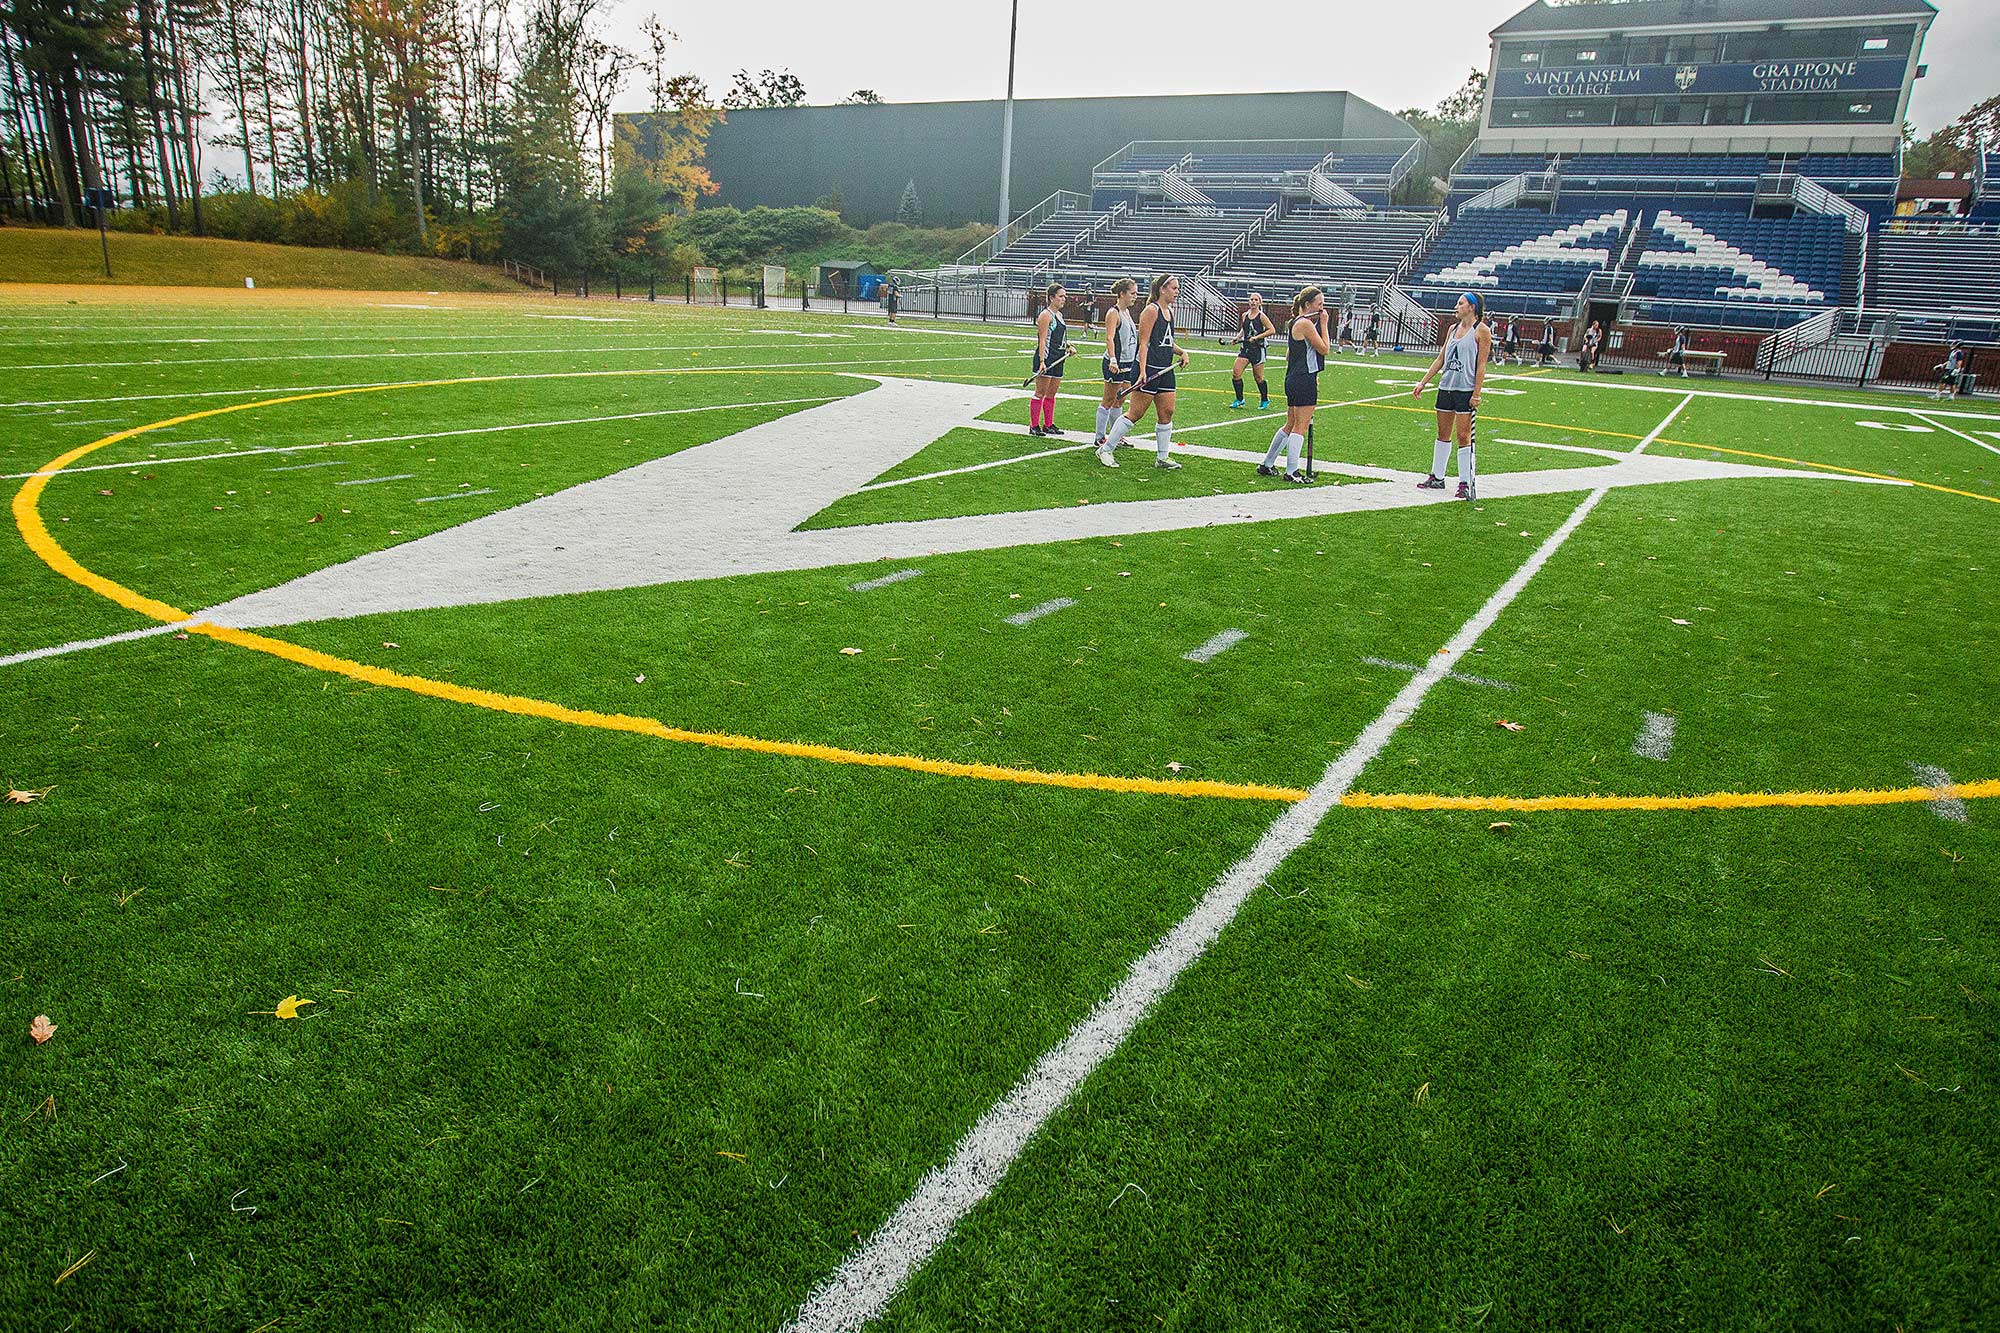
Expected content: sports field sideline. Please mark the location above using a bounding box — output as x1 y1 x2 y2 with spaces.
3 286 1996 1330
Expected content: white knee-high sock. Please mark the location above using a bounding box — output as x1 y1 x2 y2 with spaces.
1095 406 1112 439
1262 427 1287 468
1458 445 1475 487
1155 422 1173 460
1285 432 1303 472
1432 439 1451 478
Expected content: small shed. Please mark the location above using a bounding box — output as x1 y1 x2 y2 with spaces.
816 260 885 299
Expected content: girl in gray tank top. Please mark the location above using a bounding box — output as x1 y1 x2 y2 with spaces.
1412 292 1491 500
1094 278 1140 460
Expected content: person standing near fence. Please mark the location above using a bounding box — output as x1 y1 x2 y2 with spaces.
1581 320 1603 372
1257 285 1330 485
1412 292 1489 500
1228 292 1276 411
1365 306 1382 358
1662 326 1690 378
1100 273 1190 469
1096 278 1140 465
1029 283 1070 437
1935 342 1967 400
1538 321 1556 367
884 280 900 323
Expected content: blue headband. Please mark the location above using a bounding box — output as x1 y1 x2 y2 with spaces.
1462 292 1481 309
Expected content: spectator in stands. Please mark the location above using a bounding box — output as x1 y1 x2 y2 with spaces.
1028 282 1070 437
1258 285 1330 485
1096 278 1140 464
1582 321 1603 373
1936 342 1967 400
1100 273 1191 469
1663 326 1690 378
1227 292 1277 411
1537 322 1556 367
1413 292 1490 501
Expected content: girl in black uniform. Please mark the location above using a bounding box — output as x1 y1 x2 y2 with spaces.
1337 306 1356 355
1364 307 1382 357
1257 285 1330 484
1101 273 1190 469
1226 292 1276 410
1029 283 1069 437
1096 278 1139 463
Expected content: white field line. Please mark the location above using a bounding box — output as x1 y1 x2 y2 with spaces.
0 341 829 371
781 392 1699 1333
0 620 192 669
1360 655 1518 691
847 568 924 592
0 331 788 349
146 437 231 449
1496 437 1626 461
859 445 1087 491
1632 711 1677 761
0 396 846 479
413 489 497 503
337 473 419 487
1908 763 1970 824
266 460 348 472
1182 628 1248 663
1003 597 1074 626
1912 412 2000 458
0 351 1020 409
1463 366 2000 422
846 324 1029 342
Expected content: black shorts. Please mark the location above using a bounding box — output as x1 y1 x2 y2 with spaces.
1504 339 1519 353
1032 350 1067 379
1284 374 1319 408
1436 388 1474 415
1102 357 1136 385
1135 369 1175 395
1236 343 1266 367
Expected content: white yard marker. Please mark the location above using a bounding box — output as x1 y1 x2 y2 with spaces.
1632 711 1677 761
1003 597 1074 626
266 460 348 472
413 489 497 503
1360 655 1517 691
1913 413 2000 459
0 620 193 669
1183 629 1248 663
1908 763 1969 824
848 569 924 592
1496 437 1626 461
337 474 418 487
780 392 1700 1333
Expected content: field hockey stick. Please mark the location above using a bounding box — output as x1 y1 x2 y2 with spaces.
1305 423 1315 481
1114 362 1181 406
1020 345 1076 387
1216 327 1276 348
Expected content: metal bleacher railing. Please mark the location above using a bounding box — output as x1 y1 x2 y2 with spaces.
955 190 1094 268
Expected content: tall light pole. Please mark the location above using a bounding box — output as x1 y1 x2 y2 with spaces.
997 0 1019 230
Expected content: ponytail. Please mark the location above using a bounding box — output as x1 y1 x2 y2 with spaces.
1149 273 1174 302
1290 285 1322 326
1110 277 1137 299
1045 282 1065 304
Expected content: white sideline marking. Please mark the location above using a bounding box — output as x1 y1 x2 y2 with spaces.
337 473 418 487
1908 763 1969 824
148 437 229 450
780 393 1698 1333
1913 413 2000 459
1183 629 1247 663
0 397 847 479
1361 655 1517 691
0 352 1019 409
0 620 192 669
266 460 348 472
524 314 631 322
858 444 1086 491
848 568 923 592
1497 437 1626 461
1003 597 1074 626
413 489 497 503
1632 711 1677 761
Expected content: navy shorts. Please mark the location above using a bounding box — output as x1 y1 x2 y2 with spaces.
1236 342 1266 367
1032 350 1067 379
1102 357 1137 385
1284 374 1319 408
1436 388 1474 415
1135 369 1175 395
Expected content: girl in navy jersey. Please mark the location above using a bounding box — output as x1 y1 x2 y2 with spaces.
1227 292 1277 410
1257 285 1330 484
1101 273 1191 468
1028 283 1070 436
1095 278 1139 464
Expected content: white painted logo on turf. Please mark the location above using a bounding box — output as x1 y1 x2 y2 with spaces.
194 376 1907 629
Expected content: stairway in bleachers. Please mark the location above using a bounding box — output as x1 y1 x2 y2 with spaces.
990 211 1101 267
1063 207 1266 276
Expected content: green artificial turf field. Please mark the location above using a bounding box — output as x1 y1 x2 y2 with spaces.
2 287 1996 1332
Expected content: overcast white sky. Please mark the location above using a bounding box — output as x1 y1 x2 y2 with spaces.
603 0 1995 134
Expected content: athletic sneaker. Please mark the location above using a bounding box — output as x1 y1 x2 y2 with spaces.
1418 474 1446 490
1153 458 1183 470
1096 446 1118 468
1229 399 1245 409
1284 470 1313 485
1256 464 1280 477
1028 425 1046 437
1258 400 1270 410
1043 424 1064 436
1455 482 1472 500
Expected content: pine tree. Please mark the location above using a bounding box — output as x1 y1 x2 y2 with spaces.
896 177 921 226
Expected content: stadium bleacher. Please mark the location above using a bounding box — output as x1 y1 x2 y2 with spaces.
1064 207 1266 275
1634 210 1844 306
1213 210 1437 301
1871 227 2000 316
1414 209 1629 294
990 211 1101 267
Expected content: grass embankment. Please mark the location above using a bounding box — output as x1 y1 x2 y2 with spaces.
0 225 523 292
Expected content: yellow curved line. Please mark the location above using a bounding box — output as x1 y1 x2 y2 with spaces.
12 370 1997 815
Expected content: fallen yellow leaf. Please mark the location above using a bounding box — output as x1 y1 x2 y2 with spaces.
273 995 313 1020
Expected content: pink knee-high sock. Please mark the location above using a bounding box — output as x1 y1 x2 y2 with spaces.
1032 397 1048 428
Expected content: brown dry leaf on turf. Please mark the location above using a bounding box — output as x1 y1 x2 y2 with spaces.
1496 720 1527 732
97 489 114 497
30 1014 56 1044
6 788 50 805
381 642 399 650
308 513 323 524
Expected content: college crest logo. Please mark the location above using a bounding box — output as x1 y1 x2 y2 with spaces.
1675 65 1700 92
